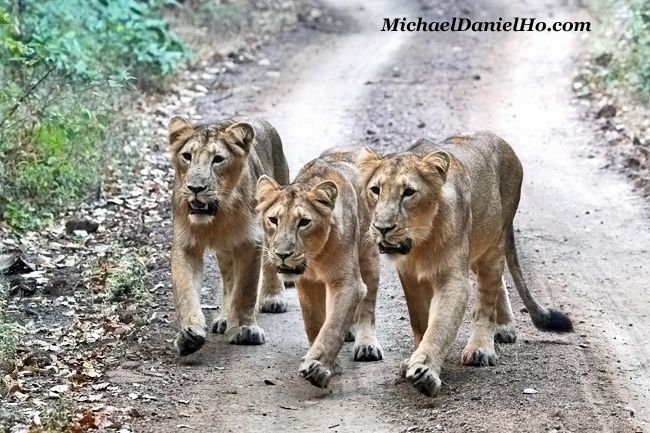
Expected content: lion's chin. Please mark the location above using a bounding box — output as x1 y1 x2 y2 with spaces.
188 213 216 225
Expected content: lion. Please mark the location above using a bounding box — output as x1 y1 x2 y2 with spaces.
256 147 383 388
358 131 573 397
168 115 290 356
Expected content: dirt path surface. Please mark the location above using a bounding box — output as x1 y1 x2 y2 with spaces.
102 0 650 432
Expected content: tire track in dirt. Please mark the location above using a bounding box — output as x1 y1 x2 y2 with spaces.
259 0 418 176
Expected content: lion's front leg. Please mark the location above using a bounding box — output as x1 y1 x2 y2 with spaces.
258 238 288 313
218 243 266 345
171 241 207 356
401 272 469 398
299 277 360 388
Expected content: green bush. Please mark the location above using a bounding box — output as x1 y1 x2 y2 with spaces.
589 0 650 97
627 0 650 94
0 0 191 231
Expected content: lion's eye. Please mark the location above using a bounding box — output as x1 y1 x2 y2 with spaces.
182 152 192 161
370 186 380 195
403 188 416 197
269 217 278 225
213 155 224 164
298 218 311 227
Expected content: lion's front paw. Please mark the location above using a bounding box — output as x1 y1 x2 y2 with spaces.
299 358 332 388
403 362 441 397
461 345 498 366
227 325 266 345
354 343 384 362
175 324 206 356
494 324 517 344
210 316 227 334
258 295 288 313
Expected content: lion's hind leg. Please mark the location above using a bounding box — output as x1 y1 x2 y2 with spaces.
461 246 505 366
494 278 517 343
210 252 234 335
353 247 383 362
216 245 266 345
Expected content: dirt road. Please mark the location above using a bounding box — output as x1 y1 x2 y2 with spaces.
122 0 650 431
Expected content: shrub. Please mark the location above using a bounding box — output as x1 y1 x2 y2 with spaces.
0 0 191 231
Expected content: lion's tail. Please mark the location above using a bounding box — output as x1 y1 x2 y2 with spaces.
504 224 573 333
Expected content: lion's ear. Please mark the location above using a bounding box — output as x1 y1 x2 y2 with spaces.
310 180 338 211
224 122 255 155
256 175 282 212
168 116 193 152
419 150 450 180
357 147 383 189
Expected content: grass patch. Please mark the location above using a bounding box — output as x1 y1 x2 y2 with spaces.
106 254 151 307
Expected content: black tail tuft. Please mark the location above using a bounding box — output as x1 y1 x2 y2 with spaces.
533 309 573 333
283 280 295 289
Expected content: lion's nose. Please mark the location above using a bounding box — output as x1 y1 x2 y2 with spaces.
187 184 207 194
374 224 395 236
275 251 294 261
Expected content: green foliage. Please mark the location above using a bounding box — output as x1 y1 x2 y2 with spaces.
198 1 246 33
627 0 650 94
107 254 151 306
0 0 191 232
589 0 650 97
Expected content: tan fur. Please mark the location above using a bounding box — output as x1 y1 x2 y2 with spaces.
358 131 572 397
257 147 383 388
168 115 290 356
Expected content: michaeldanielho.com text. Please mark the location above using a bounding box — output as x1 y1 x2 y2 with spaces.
381 17 591 32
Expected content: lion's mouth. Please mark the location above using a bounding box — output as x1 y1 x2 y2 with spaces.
277 264 305 275
189 200 219 215
379 239 412 255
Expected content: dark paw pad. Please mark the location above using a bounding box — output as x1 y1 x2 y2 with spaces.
229 326 266 345
354 344 384 362
259 296 288 313
494 327 517 344
299 359 332 388
405 363 441 397
175 327 206 356
211 318 227 334
344 331 355 342
465 350 498 367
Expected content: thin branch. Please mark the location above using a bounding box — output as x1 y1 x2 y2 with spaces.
0 66 56 129
0 81 108 134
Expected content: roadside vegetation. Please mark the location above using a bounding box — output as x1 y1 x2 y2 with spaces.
0 0 191 232
584 0 650 99
579 0 650 196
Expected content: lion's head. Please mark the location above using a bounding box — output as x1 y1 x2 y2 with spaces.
256 176 338 282
358 143 450 261
168 116 255 224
